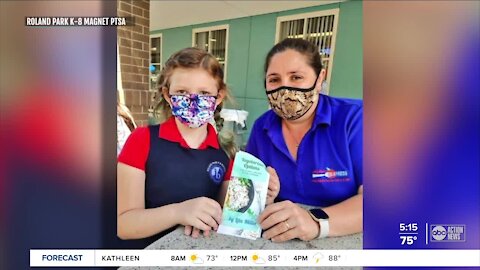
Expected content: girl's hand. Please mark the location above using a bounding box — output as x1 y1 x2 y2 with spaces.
258 200 319 242
176 197 222 232
266 166 280 205
184 225 212 238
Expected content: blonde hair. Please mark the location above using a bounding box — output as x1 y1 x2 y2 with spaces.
152 47 237 158
117 90 136 131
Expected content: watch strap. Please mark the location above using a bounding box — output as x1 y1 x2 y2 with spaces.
318 218 329 238
308 211 330 239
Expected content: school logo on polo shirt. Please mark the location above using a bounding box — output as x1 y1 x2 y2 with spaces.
207 161 226 184
312 167 350 183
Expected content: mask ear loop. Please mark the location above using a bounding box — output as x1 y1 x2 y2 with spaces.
312 73 320 90
265 73 321 95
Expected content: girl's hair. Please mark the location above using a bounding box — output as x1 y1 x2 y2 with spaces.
264 38 323 77
154 47 237 158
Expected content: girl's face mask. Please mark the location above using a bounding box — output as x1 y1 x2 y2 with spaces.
266 75 319 121
169 94 217 128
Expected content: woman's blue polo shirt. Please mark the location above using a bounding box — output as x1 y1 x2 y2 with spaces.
246 94 362 207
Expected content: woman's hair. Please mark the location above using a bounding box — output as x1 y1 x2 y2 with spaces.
154 47 237 158
264 38 323 77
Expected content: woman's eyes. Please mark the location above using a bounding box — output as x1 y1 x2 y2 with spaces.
268 78 280 83
268 76 303 84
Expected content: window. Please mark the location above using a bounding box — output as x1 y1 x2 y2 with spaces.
276 9 339 94
150 34 162 90
193 25 229 79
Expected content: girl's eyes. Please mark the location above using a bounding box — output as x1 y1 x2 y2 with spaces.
199 91 212 96
172 89 215 96
292 75 303 81
175 89 188 94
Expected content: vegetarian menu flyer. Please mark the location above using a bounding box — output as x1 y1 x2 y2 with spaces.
217 151 269 240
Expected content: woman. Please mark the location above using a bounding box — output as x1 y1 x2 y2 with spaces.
248 38 363 242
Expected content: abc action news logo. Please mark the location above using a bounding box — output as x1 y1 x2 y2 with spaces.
430 224 466 242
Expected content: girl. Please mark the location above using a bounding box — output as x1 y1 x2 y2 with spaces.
117 48 239 244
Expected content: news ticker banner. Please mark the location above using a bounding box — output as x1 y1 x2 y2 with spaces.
25 16 134 27
30 249 479 267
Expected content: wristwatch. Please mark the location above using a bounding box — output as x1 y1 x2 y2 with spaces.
308 208 330 239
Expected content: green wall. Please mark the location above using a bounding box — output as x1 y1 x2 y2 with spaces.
329 0 363 99
151 0 362 141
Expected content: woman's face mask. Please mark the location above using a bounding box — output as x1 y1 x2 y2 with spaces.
266 75 319 120
169 94 217 128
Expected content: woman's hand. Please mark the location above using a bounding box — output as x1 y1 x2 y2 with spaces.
266 166 280 205
258 200 319 242
176 197 222 234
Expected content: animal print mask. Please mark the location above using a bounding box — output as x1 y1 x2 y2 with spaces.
266 76 319 120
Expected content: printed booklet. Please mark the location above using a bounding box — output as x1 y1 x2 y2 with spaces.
217 151 269 240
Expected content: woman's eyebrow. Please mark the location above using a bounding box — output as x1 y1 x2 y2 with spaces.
266 72 279 78
267 69 306 77
287 70 304 75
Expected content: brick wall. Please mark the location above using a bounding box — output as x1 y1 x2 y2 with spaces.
117 0 151 127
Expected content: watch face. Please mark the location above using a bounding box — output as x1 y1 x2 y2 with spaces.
310 208 329 219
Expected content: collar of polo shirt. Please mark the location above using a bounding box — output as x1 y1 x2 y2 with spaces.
159 116 219 150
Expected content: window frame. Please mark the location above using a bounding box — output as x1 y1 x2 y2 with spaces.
275 9 340 94
192 24 229 81
149 33 163 91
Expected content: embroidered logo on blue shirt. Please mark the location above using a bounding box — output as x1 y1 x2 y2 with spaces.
207 161 226 184
312 167 350 183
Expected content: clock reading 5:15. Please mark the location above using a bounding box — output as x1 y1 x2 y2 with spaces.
399 223 418 232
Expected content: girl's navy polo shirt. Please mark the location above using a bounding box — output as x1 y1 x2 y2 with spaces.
246 94 362 207
118 116 232 209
